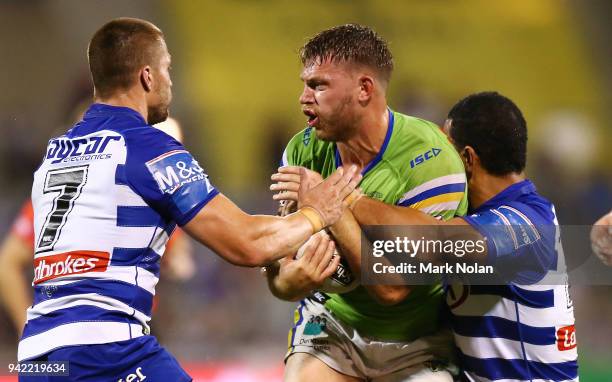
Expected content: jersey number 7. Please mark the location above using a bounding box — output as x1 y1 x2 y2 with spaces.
36 165 89 253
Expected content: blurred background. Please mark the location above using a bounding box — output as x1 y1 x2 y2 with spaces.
0 0 610 380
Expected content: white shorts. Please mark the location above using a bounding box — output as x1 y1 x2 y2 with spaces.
286 298 457 382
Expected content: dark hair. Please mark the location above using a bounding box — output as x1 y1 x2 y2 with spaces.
448 92 527 175
88 18 164 98
300 24 393 84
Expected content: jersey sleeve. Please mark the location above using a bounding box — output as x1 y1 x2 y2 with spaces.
396 141 468 220
10 199 35 247
463 204 557 284
123 127 219 226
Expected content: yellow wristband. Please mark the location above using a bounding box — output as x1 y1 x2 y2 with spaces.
344 189 363 210
298 206 325 233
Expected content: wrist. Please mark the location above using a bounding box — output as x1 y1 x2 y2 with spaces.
298 206 325 232
344 189 363 211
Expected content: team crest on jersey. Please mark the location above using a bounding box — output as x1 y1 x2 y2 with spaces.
146 150 213 195
303 127 312 146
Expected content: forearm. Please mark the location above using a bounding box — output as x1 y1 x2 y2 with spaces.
184 194 319 267
330 209 412 305
263 261 311 302
0 270 30 332
244 211 316 265
352 196 440 226
0 236 32 333
329 209 363 273
351 197 487 263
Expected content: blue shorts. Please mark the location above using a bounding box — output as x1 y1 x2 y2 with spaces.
19 336 192 382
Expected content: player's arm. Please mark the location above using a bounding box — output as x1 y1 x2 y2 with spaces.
263 231 340 301
183 166 360 267
328 207 414 305
272 167 417 305
351 195 485 264
0 232 32 334
161 229 195 281
353 195 561 285
125 131 360 269
591 210 612 266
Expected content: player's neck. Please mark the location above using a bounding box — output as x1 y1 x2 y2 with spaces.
336 107 389 172
95 91 148 123
469 171 525 209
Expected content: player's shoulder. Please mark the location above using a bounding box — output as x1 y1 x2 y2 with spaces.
506 191 556 226
121 125 184 162
472 195 555 228
388 112 453 160
391 112 446 147
386 111 464 178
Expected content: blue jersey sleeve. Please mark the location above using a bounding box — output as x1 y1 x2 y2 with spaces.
122 127 219 226
463 203 558 284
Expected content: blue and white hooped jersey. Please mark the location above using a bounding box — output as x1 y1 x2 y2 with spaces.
448 180 578 382
19 104 218 361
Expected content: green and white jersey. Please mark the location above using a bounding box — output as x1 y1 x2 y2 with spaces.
281 109 468 341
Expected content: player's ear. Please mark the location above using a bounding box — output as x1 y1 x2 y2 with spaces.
463 146 478 170
357 75 375 104
140 65 153 92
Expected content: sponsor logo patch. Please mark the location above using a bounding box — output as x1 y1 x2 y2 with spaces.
410 148 441 168
33 250 110 284
556 325 577 351
146 150 213 195
118 366 147 382
46 135 120 164
303 315 327 336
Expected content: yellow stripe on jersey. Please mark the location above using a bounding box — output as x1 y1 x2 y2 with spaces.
409 192 465 210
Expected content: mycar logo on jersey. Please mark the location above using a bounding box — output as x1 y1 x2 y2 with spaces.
33 250 110 284
146 150 213 194
46 135 121 164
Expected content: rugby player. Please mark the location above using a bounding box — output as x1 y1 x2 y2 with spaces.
275 92 579 381
266 24 468 381
18 17 359 381
0 118 193 335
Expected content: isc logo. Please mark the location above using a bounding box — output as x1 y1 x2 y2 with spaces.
410 148 441 168
556 325 577 351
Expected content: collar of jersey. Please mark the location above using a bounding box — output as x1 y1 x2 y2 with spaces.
334 108 394 177
84 103 147 124
471 179 536 214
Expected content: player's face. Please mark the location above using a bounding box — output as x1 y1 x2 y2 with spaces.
299 59 362 142
147 40 173 125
